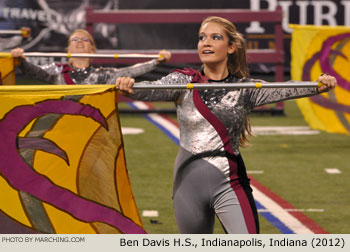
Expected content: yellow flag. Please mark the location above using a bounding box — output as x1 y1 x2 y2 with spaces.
290 25 350 135
0 85 145 234
0 58 16 85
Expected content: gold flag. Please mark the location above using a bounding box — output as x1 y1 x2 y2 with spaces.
0 85 145 234
290 25 350 135
0 58 16 85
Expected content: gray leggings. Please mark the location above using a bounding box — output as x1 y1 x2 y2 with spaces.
173 148 259 234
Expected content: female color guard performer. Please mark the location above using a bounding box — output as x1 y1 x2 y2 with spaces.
116 16 337 234
10 29 171 84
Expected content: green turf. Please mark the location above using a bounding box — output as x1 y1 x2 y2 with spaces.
120 114 178 233
119 100 350 234
243 101 350 234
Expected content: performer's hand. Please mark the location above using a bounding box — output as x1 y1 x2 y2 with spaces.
116 77 135 95
157 49 171 63
11 48 25 59
317 74 337 93
20 27 31 38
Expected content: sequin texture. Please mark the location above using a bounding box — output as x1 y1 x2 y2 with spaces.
129 71 319 177
19 59 159 84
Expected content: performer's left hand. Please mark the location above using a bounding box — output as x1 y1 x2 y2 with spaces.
157 49 171 63
116 76 135 95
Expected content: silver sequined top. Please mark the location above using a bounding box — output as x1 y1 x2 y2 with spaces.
129 71 319 177
19 59 159 84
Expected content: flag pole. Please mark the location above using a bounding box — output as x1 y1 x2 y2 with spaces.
132 82 321 90
0 52 161 60
0 82 321 93
0 30 23 35
0 27 31 37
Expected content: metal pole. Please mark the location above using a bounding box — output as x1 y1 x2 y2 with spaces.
23 52 160 59
0 28 30 37
0 52 160 59
0 30 22 35
133 82 321 90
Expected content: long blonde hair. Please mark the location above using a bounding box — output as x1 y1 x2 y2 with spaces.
200 16 253 147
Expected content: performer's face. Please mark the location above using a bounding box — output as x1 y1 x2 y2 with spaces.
67 31 94 54
197 22 235 66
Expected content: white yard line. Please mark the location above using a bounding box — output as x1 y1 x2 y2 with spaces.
247 170 264 174
251 185 314 234
258 208 324 213
251 126 320 135
325 168 342 174
121 127 144 135
142 210 159 217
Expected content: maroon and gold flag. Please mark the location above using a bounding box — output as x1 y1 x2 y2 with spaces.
0 85 145 234
290 25 350 135
0 58 16 85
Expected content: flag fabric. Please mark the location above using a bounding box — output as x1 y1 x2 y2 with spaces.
0 85 145 234
0 58 16 85
290 24 350 135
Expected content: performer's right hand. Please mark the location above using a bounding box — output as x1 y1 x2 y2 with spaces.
116 76 135 95
11 48 25 59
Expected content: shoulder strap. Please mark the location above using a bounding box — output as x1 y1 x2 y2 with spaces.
174 68 209 83
57 63 75 85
